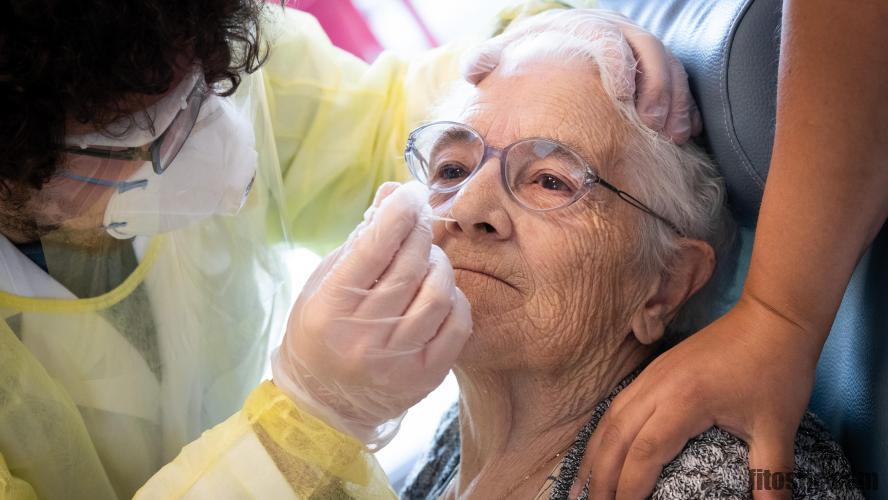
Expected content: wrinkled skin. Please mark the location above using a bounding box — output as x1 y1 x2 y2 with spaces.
434 63 649 372
428 56 713 499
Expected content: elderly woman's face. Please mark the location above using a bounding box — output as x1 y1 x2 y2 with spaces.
432 59 655 370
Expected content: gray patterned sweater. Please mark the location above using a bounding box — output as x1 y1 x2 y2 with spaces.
400 368 863 499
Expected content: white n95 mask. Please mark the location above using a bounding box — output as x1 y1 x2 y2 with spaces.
100 95 258 239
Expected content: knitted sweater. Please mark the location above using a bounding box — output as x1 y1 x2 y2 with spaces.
400 368 863 499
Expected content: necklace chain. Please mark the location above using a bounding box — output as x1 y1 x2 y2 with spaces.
442 445 570 499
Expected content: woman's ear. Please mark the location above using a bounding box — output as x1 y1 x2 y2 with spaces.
630 239 716 344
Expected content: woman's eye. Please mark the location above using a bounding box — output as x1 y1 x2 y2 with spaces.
436 163 469 180
535 173 572 191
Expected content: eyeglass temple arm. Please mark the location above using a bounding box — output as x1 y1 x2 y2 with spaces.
596 179 686 237
63 146 152 162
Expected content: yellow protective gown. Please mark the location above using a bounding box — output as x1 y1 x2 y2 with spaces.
0 2 588 498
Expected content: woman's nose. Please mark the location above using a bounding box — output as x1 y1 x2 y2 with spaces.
444 158 513 241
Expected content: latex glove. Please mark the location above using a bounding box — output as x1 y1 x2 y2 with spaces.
272 182 472 449
461 9 702 144
573 295 817 499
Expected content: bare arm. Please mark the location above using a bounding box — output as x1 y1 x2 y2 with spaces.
744 0 888 353
579 2 888 499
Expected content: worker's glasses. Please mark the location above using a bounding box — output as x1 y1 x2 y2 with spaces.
404 121 684 236
63 76 210 175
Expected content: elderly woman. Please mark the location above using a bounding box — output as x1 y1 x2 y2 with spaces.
397 25 861 500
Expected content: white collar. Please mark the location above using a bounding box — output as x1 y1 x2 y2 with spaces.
0 234 76 299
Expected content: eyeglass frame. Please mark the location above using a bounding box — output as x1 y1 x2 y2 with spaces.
63 75 210 175
404 121 685 237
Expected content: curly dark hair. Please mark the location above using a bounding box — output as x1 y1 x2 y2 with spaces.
0 0 276 195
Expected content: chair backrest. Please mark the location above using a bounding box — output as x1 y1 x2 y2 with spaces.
596 0 887 495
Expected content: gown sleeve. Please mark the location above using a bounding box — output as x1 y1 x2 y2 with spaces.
135 381 396 499
0 453 38 500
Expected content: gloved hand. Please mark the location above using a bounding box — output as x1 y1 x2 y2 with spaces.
461 8 702 144
572 295 814 499
272 182 473 449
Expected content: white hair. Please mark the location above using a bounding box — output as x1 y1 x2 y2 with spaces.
437 21 738 336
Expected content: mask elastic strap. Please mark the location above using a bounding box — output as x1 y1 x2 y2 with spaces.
59 172 149 193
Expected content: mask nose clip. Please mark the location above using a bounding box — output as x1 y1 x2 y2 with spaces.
116 179 149 193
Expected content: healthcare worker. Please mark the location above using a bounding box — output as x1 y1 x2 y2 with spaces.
0 1 697 498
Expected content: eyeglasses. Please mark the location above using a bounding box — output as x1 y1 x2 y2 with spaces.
63 76 210 175
404 121 684 236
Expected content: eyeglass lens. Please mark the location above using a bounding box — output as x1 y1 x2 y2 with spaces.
407 123 591 211
154 79 208 173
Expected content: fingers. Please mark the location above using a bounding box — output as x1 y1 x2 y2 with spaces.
748 429 795 500
374 181 401 205
276 180 470 447
662 55 694 144
578 389 653 500
689 100 703 137
460 29 523 85
460 8 568 84
461 9 702 143
323 182 430 310
621 27 672 132
361 181 401 224
387 245 458 350
301 177 401 297
614 408 713 499
461 39 505 85
423 286 472 374
354 213 433 320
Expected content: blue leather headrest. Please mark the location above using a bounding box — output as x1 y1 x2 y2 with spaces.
597 0 781 227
